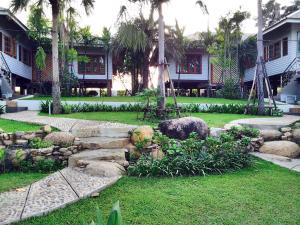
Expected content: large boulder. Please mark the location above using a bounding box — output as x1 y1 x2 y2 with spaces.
44 132 75 147
158 117 209 140
260 129 282 141
259 141 300 158
131 126 154 147
292 129 300 141
77 160 125 177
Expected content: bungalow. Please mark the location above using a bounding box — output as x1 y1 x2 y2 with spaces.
244 9 300 103
0 7 113 98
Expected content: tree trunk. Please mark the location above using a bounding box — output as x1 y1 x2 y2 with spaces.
157 3 166 111
142 57 149 90
51 3 62 114
257 0 265 115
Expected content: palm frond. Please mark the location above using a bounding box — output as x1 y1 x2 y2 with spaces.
10 0 30 12
196 0 208 14
81 0 94 15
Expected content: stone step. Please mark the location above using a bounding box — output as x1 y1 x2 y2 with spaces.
69 149 126 167
75 137 130 150
71 125 137 138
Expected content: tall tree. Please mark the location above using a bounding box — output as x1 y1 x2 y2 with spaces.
257 0 265 114
101 27 112 96
10 0 94 114
262 0 281 28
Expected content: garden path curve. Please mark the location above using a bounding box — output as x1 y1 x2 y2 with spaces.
0 111 132 132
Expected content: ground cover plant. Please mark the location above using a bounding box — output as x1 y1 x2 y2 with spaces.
15 160 300 225
128 127 258 177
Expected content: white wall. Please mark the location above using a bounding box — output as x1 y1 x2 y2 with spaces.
168 54 209 81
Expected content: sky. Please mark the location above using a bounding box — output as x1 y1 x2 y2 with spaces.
0 0 293 36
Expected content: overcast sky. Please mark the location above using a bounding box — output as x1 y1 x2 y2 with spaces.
1 0 293 36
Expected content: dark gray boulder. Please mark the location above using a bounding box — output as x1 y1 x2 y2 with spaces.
158 117 209 140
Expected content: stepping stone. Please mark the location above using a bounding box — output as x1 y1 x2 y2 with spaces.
21 172 78 220
75 137 130 149
68 149 127 167
60 168 120 198
71 126 137 138
0 186 29 225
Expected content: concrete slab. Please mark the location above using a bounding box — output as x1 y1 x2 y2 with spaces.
21 172 78 220
0 186 29 225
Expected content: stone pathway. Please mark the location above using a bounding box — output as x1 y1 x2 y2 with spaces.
0 168 120 225
0 111 133 132
251 152 300 172
229 115 300 130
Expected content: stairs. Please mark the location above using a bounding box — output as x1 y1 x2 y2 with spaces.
0 52 13 99
68 125 136 177
278 57 300 103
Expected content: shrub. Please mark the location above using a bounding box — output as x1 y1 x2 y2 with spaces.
128 128 257 177
216 78 241 99
29 137 53 149
19 159 63 173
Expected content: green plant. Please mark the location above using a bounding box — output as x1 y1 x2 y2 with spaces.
0 148 6 172
216 78 241 99
29 137 53 149
19 159 63 173
87 201 122 225
0 105 5 114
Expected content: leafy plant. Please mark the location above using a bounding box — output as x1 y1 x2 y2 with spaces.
86 201 122 225
29 137 53 149
0 148 6 172
19 159 63 173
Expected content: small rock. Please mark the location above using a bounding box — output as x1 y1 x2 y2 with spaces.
281 127 292 132
15 131 25 138
59 148 68 153
63 151 73 156
260 130 282 141
284 132 292 137
33 155 45 161
131 126 154 147
91 192 100 197
3 140 13 146
210 127 226 137
292 129 300 140
22 133 36 140
15 139 28 146
150 148 165 160
42 125 52 134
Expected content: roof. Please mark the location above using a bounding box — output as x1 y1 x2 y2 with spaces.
263 9 300 35
0 7 28 32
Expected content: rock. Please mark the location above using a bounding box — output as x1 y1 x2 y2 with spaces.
224 123 243 130
150 148 165 160
131 126 154 147
259 130 282 141
59 148 68 153
292 129 300 140
91 192 100 197
33 155 46 161
159 117 209 140
3 140 13 146
281 127 292 132
44 132 75 147
259 141 300 158
22 133 36 140
293 122 300 129
8 149 27 166
15 131 25 138
210 127 226 137
249 137 264 151
78 160 125 177
37 147 53 155
63 151 73 157
15 139 28 146
42 125 52 134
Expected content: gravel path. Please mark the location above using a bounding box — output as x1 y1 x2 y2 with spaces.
0 111 133 132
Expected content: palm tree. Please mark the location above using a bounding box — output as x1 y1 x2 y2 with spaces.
257 0 265 114
10 0 94 114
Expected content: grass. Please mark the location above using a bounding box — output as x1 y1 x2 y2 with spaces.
42 111 267 128
23 96 247 104
16 160 300 225
0 119 41 132
0 172 47 193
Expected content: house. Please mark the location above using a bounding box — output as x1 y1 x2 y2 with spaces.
0 7 113 98
0 7 34 98
244 9 300 103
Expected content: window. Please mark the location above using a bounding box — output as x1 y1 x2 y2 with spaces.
0 32 2 52
176 54 202 74
268 44 274 60
19 45 22 61
283 37 288 56
4 36 11 55
78 55 105 75
22 47 31 66
274 41 281 59
264 46 269 61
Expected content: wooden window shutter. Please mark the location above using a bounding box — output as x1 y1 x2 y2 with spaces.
12 39 16 58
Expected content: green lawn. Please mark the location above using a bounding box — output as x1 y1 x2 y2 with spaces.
0 119 41 132
16 160 300 225
42 112 266 128
24 96 247 104
0 172 47 193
